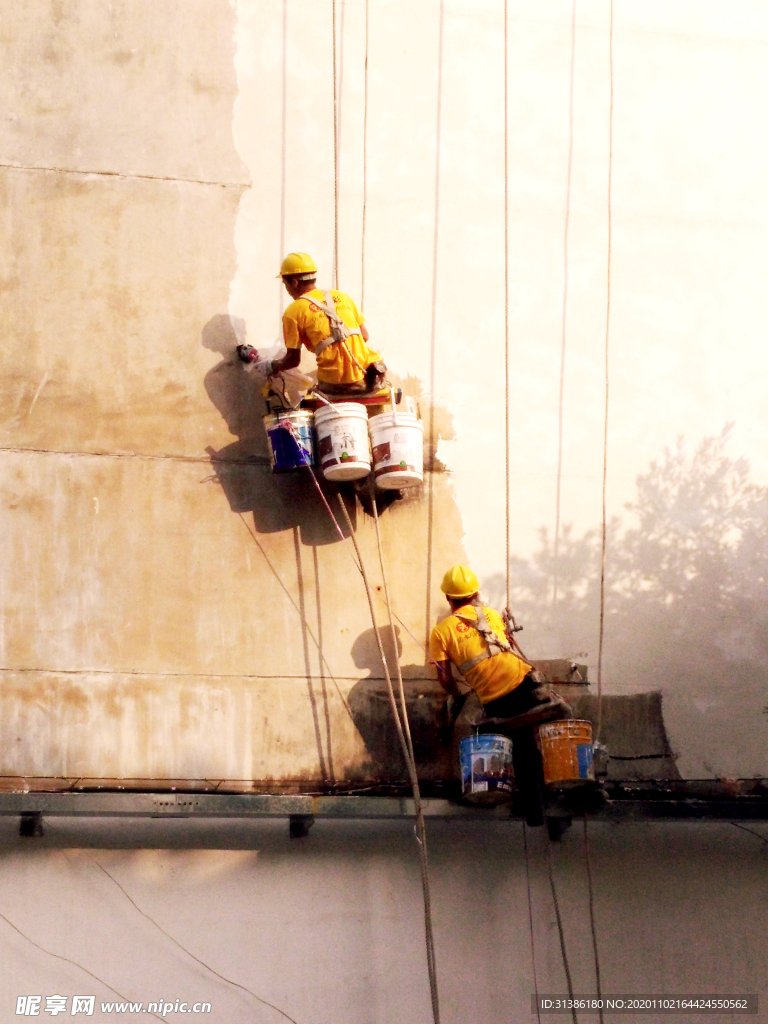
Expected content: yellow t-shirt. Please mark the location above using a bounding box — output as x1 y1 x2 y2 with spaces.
428 604 532 705
282 289 381 385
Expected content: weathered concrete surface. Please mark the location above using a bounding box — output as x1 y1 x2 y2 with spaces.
0 0 248 184
0 442 464 781
0 168 244 456
1 0 764 792
569 691 682 782
0 450 463 676
0 818 765 1024
0 671 458 785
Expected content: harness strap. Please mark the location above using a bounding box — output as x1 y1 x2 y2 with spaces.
457 649 495 674
299 291 362 356
455 599 513 675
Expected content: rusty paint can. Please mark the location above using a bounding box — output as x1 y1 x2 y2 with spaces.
538 719 594 787
459 733 515 805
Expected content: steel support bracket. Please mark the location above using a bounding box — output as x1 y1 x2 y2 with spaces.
19 812 44 838
289 814 315 839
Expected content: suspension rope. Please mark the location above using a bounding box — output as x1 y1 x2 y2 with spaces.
337 494 441 1024
361 0 369 308
523 824 542 1024
279 0 288 321
369 493 441 1023
371 483 418 770
553 0 577 609
501 14 557 1017
236 514 357 725
596 0 613 742
546 839 578 1024
354 11 440 994
583 817 604 1024
275 424 442 1019
503 0 510 611
425 0 445 651
279 417 444 673
303 453 352 547
332 0 339 287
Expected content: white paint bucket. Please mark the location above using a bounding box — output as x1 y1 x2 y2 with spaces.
368 397 424 489
314 402 372 482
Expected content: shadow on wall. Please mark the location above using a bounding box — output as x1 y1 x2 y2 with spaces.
201 313 357 545
485 426 768 776
347 625 454 783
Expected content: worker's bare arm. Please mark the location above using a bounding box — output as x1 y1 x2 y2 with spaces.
271 347 302 374
434 660 462 697
361 323 370 342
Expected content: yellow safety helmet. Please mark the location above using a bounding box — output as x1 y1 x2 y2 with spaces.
277 252 318 278
440 564 479 599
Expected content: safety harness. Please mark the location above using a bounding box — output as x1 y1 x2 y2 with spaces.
455 598 514 675
299 290 366 370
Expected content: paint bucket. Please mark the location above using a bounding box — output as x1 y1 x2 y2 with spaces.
459 733 515 805
263 410 315 473
538 719 594 787
368 397 424 489
314 402 372 481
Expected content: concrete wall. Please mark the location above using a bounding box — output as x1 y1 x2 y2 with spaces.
1 4 767 1024
3 0 765 782
0 0 468 786
0 816 765 1024
2 0 766 785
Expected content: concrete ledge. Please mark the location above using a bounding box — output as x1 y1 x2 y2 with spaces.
0 783 764 822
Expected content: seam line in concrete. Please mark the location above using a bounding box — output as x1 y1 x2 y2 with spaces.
1 445 449 472
0 161 251 189
0 667 422 682
0 445 269 466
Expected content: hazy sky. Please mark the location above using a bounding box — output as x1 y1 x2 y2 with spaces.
229 0 768 581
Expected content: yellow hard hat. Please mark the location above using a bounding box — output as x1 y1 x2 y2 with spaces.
277 252 318 278
440 564 479 599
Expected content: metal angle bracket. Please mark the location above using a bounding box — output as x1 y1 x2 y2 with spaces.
19 812 44 838
289 814 315 839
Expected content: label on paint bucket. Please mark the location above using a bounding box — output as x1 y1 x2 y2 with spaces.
577 743 593 779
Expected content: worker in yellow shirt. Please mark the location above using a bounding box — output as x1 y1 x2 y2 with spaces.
429 563 549 826
237 252 386 395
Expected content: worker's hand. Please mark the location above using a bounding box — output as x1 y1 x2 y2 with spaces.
253 358 274 377
236 344 258 363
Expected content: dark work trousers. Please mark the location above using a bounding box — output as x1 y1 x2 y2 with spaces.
481 674 546 827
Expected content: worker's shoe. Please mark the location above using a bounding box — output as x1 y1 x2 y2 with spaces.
364 361 387 391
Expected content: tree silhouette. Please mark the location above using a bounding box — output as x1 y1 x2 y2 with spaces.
486 426 768 775
487 427 768 702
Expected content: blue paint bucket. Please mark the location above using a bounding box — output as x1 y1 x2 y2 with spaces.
263 410 316 473
459 733 515 805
